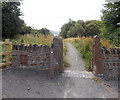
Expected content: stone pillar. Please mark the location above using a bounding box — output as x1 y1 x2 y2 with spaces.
53 37 63 73
92 36 104 75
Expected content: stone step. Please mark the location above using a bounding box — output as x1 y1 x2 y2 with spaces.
62 71 94 78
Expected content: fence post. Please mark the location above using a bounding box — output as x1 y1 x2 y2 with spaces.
92 36 104 75
5 39 10 67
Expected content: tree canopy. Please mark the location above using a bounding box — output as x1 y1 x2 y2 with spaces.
100 1 120 46
38 28 51 35
2 2 24 38
59 19 102 38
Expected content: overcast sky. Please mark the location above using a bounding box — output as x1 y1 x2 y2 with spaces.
20 0 105 31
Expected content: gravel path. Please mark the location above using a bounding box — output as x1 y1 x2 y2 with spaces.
2 43 118 98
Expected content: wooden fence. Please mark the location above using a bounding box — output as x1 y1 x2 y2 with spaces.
0 39 11 67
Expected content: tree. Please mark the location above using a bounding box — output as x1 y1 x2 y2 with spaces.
59 19 76 38
2 2 24 38
67 26 77 37
38 28 51 35
74 20 85 36
20 25 32 35
101 1 120 46
85 20 102 37
60 19 102 38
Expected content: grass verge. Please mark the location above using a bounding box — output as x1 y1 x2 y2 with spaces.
63 40 69 68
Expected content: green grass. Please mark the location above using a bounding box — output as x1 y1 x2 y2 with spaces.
72 38 92 71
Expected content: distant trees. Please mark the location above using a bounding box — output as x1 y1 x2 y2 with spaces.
67 20 85 37
20 25 32 35
100 1 120 46
38 28 51 35
59 19 102 38
85 20 102 37
20 26 51 35
60 19 76 38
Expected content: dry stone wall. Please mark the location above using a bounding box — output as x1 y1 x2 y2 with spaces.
102 47 120 80
12 44 50 69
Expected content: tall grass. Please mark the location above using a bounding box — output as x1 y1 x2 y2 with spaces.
63 40 69 68
12 34 53 46
65 37 114 71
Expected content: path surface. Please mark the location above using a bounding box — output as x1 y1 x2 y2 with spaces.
2 43 118 98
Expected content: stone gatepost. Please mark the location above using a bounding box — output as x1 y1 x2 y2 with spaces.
53 37 63 73
92 35 104 75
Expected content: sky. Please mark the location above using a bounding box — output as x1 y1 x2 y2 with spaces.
20 0 105 31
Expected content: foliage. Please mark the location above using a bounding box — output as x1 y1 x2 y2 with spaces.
67 20 85 37
101 1 120 46
59 19 76 38
85 20 102 37
59 19 102 38
2 2 24 38
63 40 69 68
12 34 53 46
38 28 51 35
20 25 32 35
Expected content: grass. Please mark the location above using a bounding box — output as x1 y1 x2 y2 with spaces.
65 37 115 71
63 40 69 68
12 34 53 46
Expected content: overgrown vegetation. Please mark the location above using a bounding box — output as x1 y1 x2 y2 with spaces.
11 34 53 46
65 37 114 71
100 1 120 46
63 40 69 68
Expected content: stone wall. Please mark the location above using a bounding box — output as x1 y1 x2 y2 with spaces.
102 47 120 80
12 44 50 69
11 37 63 78
92 36 120 80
